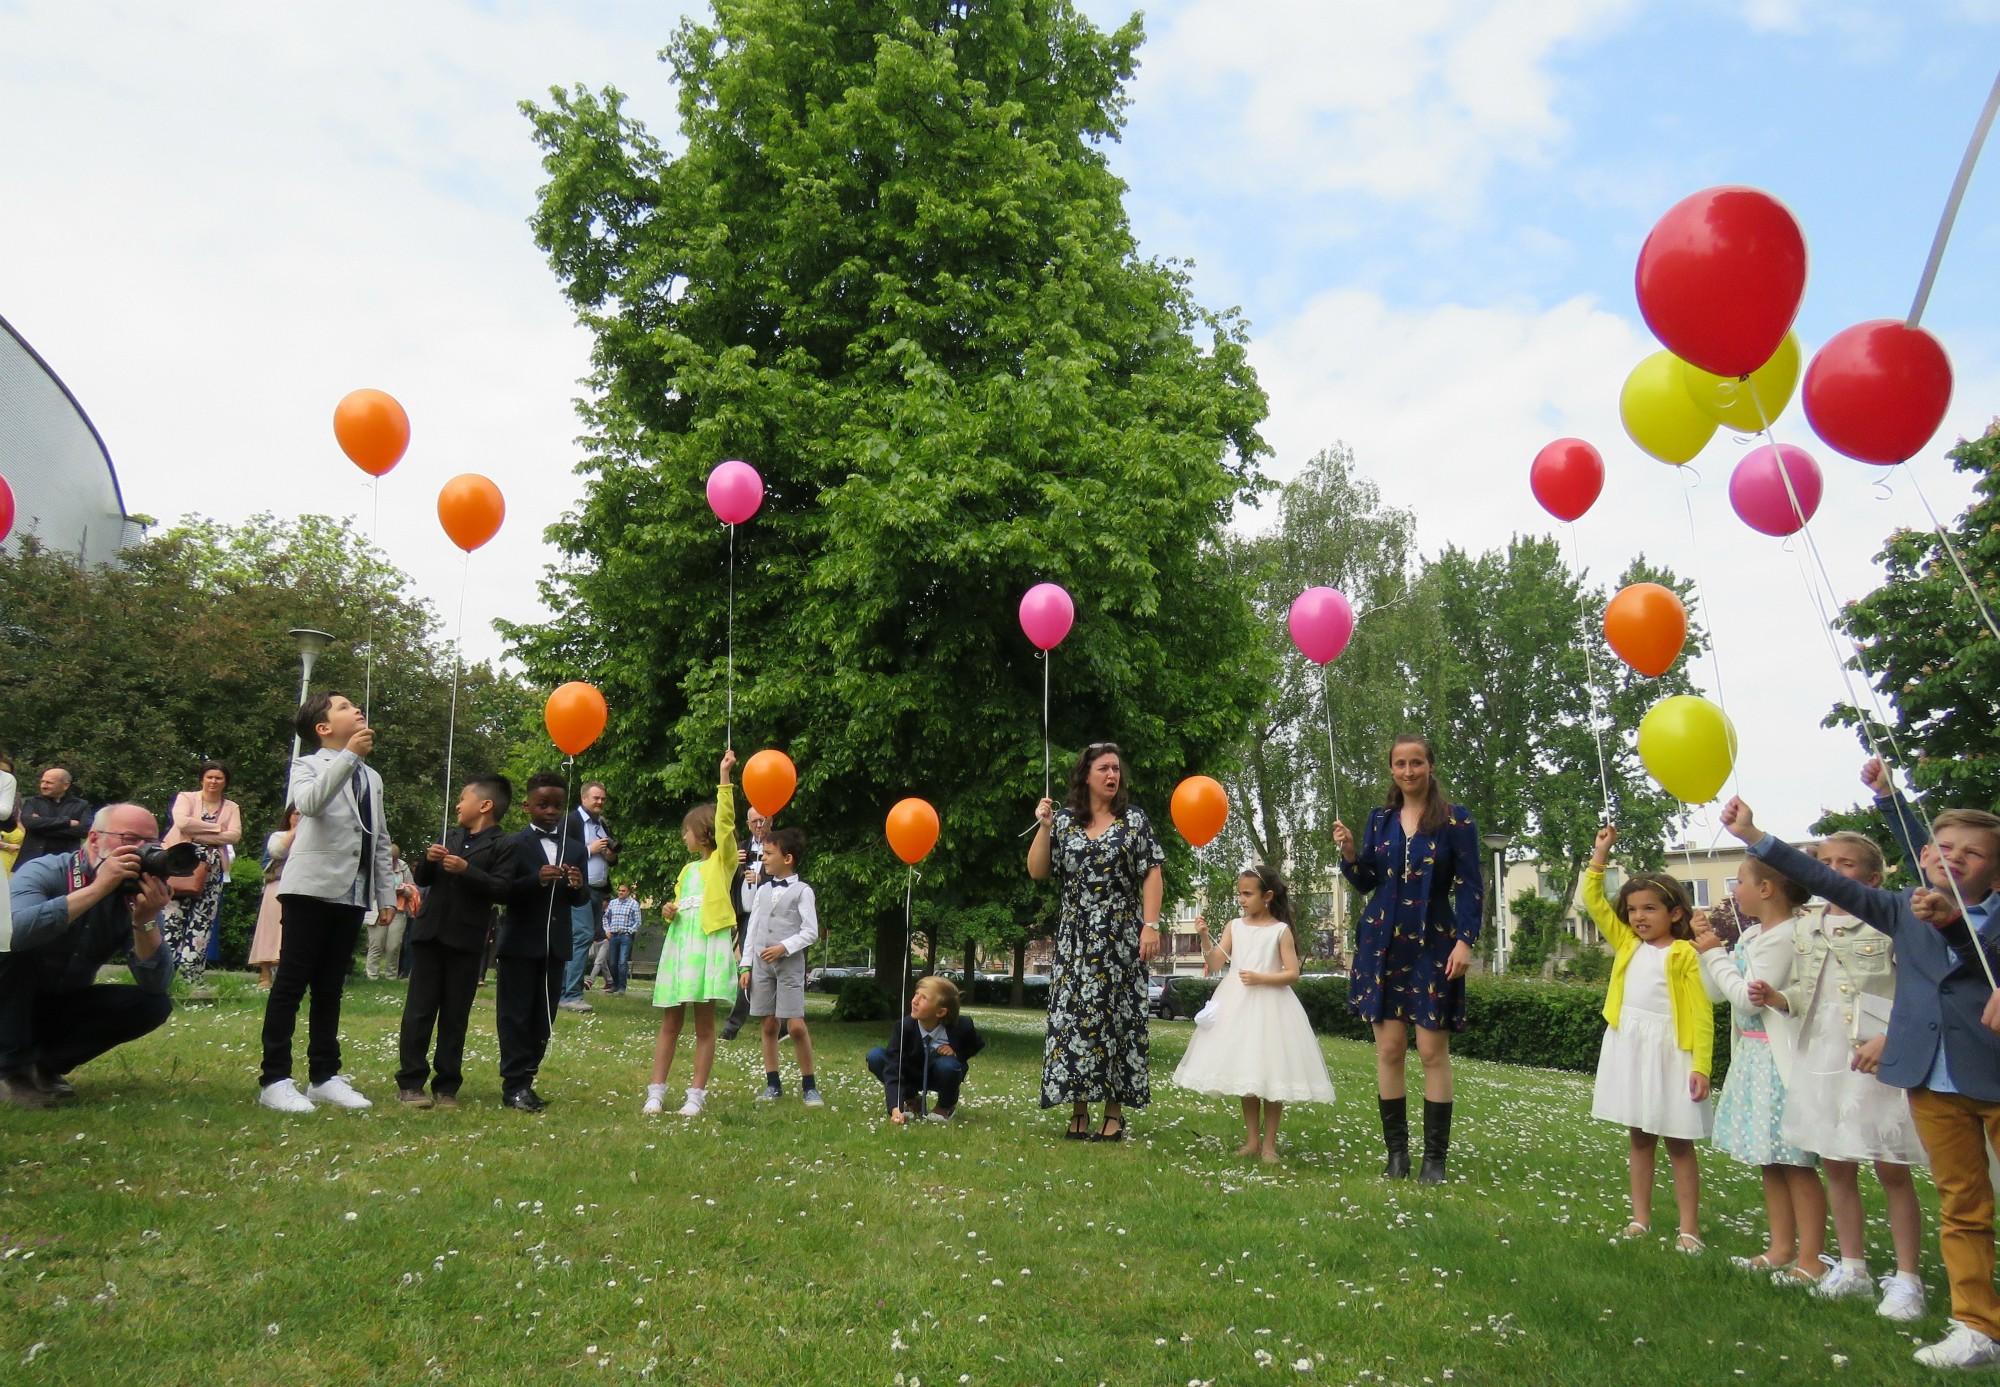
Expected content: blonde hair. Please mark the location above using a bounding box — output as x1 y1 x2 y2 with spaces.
1932 808 2000 856
1815 831 1885 880
916 974 960 1021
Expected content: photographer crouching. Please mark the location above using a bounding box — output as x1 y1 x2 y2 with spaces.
0 804 181 1108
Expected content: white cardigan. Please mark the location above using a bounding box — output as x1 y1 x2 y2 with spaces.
1700 916 1802 1082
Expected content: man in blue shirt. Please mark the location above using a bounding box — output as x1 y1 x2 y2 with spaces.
2 803 175 1108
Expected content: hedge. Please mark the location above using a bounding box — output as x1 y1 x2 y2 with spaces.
1161 975 1734 1086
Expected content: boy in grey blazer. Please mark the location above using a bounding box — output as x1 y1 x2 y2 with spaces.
739 827 820 1105
257 692 395 1114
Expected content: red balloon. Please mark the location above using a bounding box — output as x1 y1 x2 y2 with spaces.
1635 187 1807 379
1529 438 1605 522
1803 320 1953 465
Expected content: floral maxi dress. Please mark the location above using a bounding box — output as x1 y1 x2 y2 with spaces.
1040 805 1166 1109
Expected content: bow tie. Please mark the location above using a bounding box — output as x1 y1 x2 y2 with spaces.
533 828 561 840
772 879 793 890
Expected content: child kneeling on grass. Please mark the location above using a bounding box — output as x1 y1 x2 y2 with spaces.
870 975 985 1123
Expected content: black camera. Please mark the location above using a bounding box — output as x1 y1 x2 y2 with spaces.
118 843 199 895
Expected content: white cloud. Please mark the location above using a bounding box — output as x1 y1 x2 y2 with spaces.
1249 286 2000 838
1137 0 1637 206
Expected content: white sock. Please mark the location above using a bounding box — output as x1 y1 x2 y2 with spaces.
1842 1257 1868 1274
1896 1270 1923 1288
686 1087 705 1099
646 1083 667 1100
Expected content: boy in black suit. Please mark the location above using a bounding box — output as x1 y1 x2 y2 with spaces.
868 975 985 1123
396 774 513 1109
494 772 588 1112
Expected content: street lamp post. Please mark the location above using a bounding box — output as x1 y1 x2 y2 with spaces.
288 628 335 759
1481 833 1514 973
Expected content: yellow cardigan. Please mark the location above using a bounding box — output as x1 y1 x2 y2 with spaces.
696 783 739 935
1583 866 1714 1078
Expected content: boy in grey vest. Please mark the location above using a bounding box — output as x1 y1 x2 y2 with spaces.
739 827 820 1105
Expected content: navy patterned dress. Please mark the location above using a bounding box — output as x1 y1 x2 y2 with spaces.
1339 805 1484 1032
1040 805 1166 1109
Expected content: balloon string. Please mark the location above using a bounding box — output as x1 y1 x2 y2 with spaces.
441 552 469 844
1675 469 1744 803
1900 462 2000 645
363 473 379 721
726 522 736 751
1565 521 1615 822
1319 662 1342 829
1909 66 2000 327
1043 650 1052 804
542 754 577 1044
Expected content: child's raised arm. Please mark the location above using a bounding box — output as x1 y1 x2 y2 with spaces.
1723 797 1909 936
1580 824 1632 951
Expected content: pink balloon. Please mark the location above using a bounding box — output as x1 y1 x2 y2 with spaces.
1018 583 1075 651
706 459 764 525
1288 587 1355 665
1729 443 1823 538
0 473 13 543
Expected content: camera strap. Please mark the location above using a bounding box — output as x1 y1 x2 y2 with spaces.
66 852 92 895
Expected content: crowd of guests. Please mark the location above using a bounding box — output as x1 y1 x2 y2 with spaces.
11 711 2000 1372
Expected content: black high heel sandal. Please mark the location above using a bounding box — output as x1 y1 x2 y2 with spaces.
1092 1115 1126 1143
1064 1112 1091 1141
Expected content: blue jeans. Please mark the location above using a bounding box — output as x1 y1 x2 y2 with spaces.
866 1044 966 1116
559 902 596 1002
606 933 634 993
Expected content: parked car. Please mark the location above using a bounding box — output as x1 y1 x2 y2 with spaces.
1148 975 1185 1020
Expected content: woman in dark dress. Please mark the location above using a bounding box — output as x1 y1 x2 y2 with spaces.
1028 743 1165 1142
1334 734 1483 1185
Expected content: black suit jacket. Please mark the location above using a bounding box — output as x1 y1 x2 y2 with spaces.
409 825 511 953
18 794 91 864
880 1014 985 1108
495 827 589 960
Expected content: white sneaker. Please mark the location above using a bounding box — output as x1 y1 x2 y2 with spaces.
801 1088 824 1108
257 1080 314 1114
1915 1320 2000 1369
1878 1275 1928 1323
677 1088 707 1117
1812 1259 1875 1301
304 1076 373 1110
641 1083 667 1116
924 1109 952 1124
558 999 593 1014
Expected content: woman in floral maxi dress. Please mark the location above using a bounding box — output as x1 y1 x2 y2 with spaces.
1029 743 1166 1142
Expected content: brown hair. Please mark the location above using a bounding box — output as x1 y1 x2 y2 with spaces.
1615 873 1695 941
1814 831 1885 881
916 974 960 1021
1739 855 1811 909
1065 742 1131 820
682 802 717 852
1382 734 1452 836
1931 808 2000 857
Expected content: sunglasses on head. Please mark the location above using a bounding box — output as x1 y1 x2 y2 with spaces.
1085 743 1122 758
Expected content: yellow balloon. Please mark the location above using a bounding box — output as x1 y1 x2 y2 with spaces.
1637 695 1738 804
1621 351 1717 465
1680 331 1802 432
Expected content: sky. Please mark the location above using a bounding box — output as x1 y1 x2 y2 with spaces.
3 1 1999 840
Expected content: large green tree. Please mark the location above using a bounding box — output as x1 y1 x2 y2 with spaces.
513 0 1270 980
0 518 535 859
1818 424 2000 854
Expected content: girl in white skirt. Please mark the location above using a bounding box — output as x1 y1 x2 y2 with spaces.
1174 866 1335 1163
1761 818 1927 1320
1696 854 1827 1284
1582 825 1713 1253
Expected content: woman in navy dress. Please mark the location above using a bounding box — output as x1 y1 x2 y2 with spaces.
1029 743 1166 1142
1334 734 1483 1185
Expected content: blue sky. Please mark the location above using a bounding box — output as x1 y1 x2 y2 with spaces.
2 1 1997 837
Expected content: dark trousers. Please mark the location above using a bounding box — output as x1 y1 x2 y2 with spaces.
397 940 482 1096
722 983 751 1038
260 895 363 1087
866 1045 967 1116
0 959 173 1076
606 933 634 993
494 954 562 1095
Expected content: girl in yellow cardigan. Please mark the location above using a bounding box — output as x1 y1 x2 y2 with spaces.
1584 825 1714 1254
643 750 738 1116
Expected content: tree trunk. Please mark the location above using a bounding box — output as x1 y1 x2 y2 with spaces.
1011 937 1026 1009
963 935 979 987
873 910 908 1014
1245 724 1286 871
924 926 939 975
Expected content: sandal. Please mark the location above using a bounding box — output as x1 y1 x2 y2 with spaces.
1064 1113 1091 1141
1729 1252 1785 1271
1674 1234 1705 1256
1771 1264 1820 1288
1619 1222 1651 1240
1092 1115 1126 1143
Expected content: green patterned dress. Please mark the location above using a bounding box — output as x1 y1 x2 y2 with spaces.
652 860 738 1008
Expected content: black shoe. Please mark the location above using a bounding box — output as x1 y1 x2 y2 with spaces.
1064 1113 1091 1141
1092 1115 1126 1143
504 1088 547 1113
1379 1096 1411 1179
1418 1099 1453 1185
30 1066 76 1103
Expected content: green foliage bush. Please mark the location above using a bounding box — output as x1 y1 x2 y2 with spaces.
831 976 890 1023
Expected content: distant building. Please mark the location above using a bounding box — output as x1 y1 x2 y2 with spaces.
0 312 141 564
1495 838 1758 965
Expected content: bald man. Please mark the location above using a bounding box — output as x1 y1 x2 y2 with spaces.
1 803 175 1108
17 767 90 865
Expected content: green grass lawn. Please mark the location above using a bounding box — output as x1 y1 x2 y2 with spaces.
0 977 1956 1384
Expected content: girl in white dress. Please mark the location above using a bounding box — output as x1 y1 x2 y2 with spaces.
1174 866 1336 1162
1762 821 1927 1320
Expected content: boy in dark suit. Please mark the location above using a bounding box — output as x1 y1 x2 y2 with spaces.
868 975 985 1123
494 772 587 1112
396 774 513 1109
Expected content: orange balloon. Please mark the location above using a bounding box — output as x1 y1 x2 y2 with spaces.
437 473 505 552
544 681 608 756
333 389 410 477
742 749 798 817
886 797 940 865
1171 775 1229 848
1604 582 1688 678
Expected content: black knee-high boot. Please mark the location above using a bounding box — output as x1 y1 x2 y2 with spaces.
1419 1098 1453 1185
1378 1096 1410 1179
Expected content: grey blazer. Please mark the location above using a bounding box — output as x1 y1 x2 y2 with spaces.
281 747 395 910
1749 833 2000 1102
